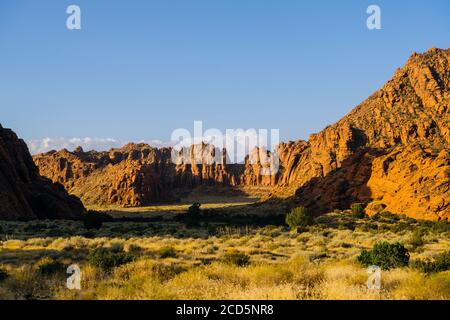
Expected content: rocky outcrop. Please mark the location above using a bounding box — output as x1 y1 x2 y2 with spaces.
33 48 450 220
286 48 450 219
34 143 244 207
366 146 449 220
0 125 85 220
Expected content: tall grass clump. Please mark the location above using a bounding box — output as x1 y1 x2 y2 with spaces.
222 250 251 267
158 246 178 259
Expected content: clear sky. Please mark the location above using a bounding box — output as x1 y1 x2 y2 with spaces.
0 0 449 153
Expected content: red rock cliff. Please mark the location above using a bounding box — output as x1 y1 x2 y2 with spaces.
0 125 85 220
33 48 450 220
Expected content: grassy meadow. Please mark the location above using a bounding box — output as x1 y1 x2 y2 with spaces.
0 199 449 300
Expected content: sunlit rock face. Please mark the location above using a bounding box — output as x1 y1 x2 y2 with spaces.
34 48 450 220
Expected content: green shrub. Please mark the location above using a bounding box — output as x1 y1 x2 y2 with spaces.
223 250 250 267
0 225 4 234
88 249 134 272
158 246 177 259
81 210 113 230
372 211 399 223
285 206 314 230
34 257 65 276
411 251 450 274
409 228 426 249
418 218 450 234
0 268 8 282
357 242 410 270
182 202 202 226
351 203 366 218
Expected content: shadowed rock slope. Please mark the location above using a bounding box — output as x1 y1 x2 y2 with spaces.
0 125 85 220
34 48 450 220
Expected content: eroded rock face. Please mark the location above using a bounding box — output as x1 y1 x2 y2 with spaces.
367 146 449 220
0 125 85 220
34 48 450 220
34 143 244 207
286 48 450 219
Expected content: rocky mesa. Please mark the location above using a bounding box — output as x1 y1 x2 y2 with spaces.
0 125 85 220
33 48 450 220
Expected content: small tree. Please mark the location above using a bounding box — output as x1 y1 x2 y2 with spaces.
81 210 113 230
183 202 202 227
351 203 366 218
285 206 314 230
357 242 410 270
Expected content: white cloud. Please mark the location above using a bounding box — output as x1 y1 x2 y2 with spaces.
27 137 171 155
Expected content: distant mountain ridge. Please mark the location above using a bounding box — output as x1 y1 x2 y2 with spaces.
33 48 450 220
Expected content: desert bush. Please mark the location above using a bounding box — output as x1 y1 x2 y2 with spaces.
158 246 177 259
351 203 366 218
408 228 426 249
0 268 8 282
411 251 450 274
81 210 113 230
371 211 400 223
285 206 314 230
419 218 450 234
88 249 135 272
34 257 65 276
5 267 50 300
151 263 186 281
223 250 250 267
357 242 410 270
181 202 202 226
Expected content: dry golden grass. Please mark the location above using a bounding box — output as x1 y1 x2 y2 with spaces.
0 210 449 300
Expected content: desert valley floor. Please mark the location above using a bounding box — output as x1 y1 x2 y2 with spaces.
1 190 449 300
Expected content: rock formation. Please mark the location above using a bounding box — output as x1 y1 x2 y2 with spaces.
34 143 244 207
287 48 450 220
33 48 450 220
0 125 85 220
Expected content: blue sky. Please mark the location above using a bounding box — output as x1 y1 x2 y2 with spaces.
0 0 449 153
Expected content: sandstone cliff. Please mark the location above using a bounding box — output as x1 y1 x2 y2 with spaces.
34 143 243 207
286 48 450 220
0 125 85 220
33 48 450 220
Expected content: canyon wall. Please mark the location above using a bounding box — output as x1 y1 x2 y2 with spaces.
33 48 450 220
0 125 85 220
